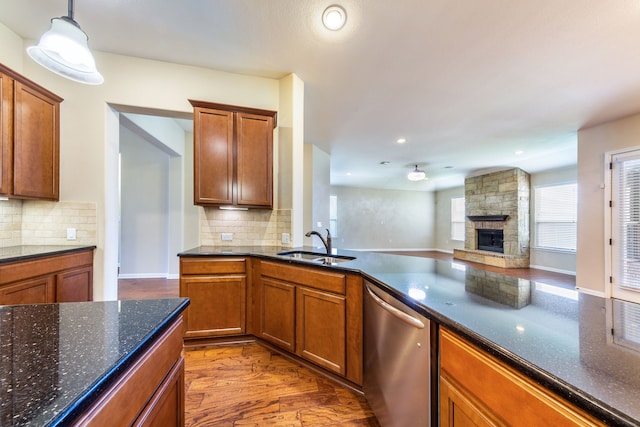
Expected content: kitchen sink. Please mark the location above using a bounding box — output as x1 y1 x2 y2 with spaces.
276 250 356 264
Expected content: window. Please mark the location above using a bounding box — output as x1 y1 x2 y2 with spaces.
611 150 640 297
534 183 577 251
451 197 465 241
329 195 338 237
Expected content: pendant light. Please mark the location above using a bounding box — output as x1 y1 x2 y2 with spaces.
407 165 426 181
27 0 103 85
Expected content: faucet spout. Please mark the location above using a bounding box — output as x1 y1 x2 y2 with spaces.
305 228 332 255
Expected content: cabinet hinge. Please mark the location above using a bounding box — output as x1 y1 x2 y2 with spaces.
609 238 613 245
610 276 613 283
611 328 615 336
610 162 613 170
609 200 613 208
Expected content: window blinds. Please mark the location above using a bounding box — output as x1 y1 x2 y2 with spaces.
612 153 640 292
534 183 577 251
450 197 465 241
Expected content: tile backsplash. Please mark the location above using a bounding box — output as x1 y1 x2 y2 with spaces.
0 199 97 248
200 208 291 247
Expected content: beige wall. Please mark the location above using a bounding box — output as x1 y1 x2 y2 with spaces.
434 186 465 252
0 25 301 300
303 144 331 242
331 186 435 250
577 113 640 295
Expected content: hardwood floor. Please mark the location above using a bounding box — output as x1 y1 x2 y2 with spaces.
117 253 574 427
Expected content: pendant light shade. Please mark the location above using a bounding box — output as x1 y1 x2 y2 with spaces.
27 0 103 85
407 165 427 181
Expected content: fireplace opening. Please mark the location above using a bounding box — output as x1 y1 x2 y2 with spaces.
477 229 504 253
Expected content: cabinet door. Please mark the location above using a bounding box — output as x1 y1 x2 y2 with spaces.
0 72 13 196
0 276 54 305
236 112 273 207
182 275 246 338
259 277 295 351
133 358 185 427
296 286 346 375
193 107 234 205
13 81 59 200
56 266 93 302
440 375 502 427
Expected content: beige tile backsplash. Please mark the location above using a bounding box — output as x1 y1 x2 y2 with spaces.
0 199 97 248
200 208 292 247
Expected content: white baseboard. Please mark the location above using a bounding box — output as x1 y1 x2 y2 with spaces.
118 273 172 279
528 264 576 276
576 287 606 298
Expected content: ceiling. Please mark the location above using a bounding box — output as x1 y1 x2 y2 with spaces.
3 1 640 191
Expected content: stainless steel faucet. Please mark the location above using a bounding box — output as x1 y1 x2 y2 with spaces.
305 228 332 254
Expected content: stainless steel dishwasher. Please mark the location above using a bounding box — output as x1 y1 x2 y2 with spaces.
364 281 431 427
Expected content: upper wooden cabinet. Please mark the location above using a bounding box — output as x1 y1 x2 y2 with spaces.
0 64 62 200
189 100 277 209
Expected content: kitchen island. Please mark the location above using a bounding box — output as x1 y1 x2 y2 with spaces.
0 297 189 426
179 246 640 426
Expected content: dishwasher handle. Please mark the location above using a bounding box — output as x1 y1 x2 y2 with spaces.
366 284 425 329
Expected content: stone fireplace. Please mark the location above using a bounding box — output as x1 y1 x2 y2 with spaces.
453 168 530 268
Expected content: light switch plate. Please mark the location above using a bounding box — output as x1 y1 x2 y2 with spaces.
281 233 290 244
221 233 233 241
66 228 77 241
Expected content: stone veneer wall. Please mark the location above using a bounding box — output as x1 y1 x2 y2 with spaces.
200 208 292 247
454 168 530 268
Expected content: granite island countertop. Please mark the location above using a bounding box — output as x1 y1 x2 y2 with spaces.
0 245 97 265
179 245 640 426
0 298 189 426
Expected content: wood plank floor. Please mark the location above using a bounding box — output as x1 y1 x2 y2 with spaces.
117 252 575 427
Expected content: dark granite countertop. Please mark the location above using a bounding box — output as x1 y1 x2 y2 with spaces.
0 298 189 426
0 245 97 264
179 246 640 426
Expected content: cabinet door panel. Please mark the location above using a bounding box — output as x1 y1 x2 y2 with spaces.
56 266 93 302
260 278 295 351
296 286 346 375
182 275 246 338
0 276 54 305
193 108 234 205
13 81 59 200
133 358 185 427
236 112 273 207
0 72 13 196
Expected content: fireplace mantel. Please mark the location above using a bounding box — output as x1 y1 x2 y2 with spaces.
467 215 509 222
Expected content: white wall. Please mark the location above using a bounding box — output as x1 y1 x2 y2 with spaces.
0 26 298 300
529 165 577 275
434 186 465 253
577 113 640 295
119 122 170 277
303 144 331 241
330 186 435 250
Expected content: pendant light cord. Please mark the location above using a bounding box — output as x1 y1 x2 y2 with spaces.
68 0 74 20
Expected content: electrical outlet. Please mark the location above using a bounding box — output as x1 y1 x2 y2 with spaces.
66 228 77 241
281 233 290 244
221 233 233 241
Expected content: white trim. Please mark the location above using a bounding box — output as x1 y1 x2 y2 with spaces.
576 287 607 298
351 247 436 252
436 249 454 254
528 264 576 276
117 273 172 279
604 150 613 299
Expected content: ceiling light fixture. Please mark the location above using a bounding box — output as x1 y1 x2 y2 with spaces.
407 165 427 181
322 5 347 31
27 0 103 85
396 138 407 144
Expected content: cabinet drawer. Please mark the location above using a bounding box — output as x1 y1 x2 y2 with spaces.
180 258 246 275
0 250 93 286
440 328 604 426
260 261 346 295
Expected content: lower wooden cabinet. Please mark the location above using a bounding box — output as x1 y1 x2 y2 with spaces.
0 249 94 305
439 328 604 427
255 260 362 385
180 258 248 339
73 317 185 426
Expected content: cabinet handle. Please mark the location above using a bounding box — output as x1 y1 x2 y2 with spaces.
366 284 425 329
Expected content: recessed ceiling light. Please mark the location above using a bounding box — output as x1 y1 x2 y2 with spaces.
346 172 352 176
515 150 524 155
322 5 347 31
444 166 454 169
379 161 390 165
396 138 407 144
